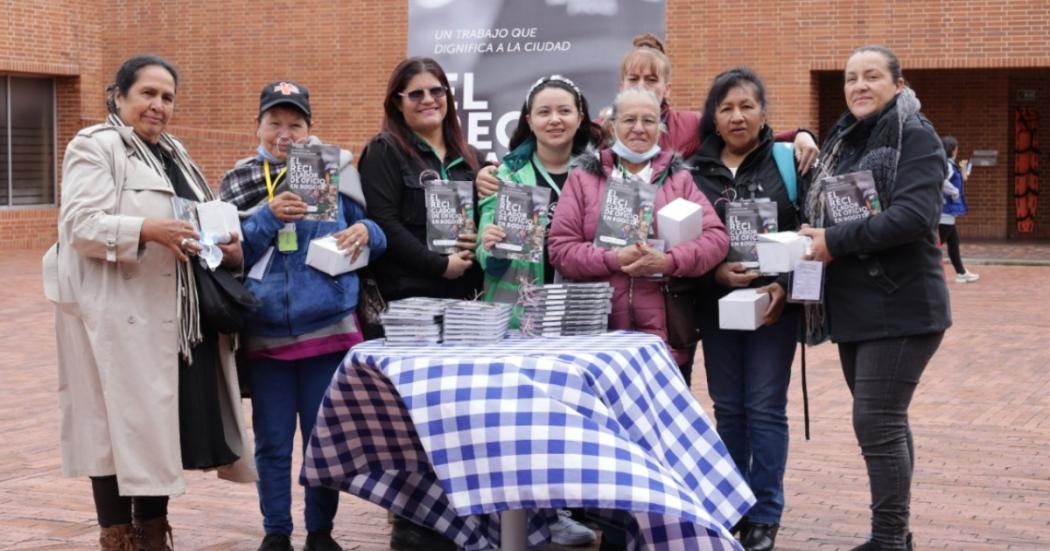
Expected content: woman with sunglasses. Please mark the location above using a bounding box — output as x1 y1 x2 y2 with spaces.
357 56 484 551
360 57 483 311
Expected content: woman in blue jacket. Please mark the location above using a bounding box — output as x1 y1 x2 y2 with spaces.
219 80 386 551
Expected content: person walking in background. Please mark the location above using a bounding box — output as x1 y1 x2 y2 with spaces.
939 136 979 283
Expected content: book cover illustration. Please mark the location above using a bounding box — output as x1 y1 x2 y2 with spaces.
170 196 200 230
594 174 656 250
285 143 340 222
822 170 882 225
726 199 778 266
492 181 552 263
424 179 475 254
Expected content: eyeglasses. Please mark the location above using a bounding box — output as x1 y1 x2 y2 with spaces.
616 116 659 129
399 86 448 103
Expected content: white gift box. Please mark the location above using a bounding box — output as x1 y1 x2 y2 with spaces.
196 200 241 243
656 198 703 248
306 235 369 276
756 231 808 273
718 288 771 331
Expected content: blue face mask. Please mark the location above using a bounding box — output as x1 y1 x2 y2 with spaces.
611 138 661 164
256 144 281 163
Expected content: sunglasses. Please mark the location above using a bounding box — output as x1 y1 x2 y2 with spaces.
398 85 448 103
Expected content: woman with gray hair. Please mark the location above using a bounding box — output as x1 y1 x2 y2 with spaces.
548 86 728 368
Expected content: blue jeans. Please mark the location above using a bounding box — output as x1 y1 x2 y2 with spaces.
699 308 798 524
250 351 344 536
838 332 943 550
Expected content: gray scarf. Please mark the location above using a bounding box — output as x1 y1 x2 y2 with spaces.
106 112 214 361
801 87 922 344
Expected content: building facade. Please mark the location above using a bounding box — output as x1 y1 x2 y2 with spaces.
2 0 1047 248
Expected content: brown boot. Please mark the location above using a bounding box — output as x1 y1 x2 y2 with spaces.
99 523 136 551
133 516 173 551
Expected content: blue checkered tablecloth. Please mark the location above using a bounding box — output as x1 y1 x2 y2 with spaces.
302 331 754 550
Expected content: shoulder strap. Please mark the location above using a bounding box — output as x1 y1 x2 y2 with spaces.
772 142 797 203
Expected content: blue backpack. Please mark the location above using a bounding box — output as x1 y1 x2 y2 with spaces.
772 142 798 204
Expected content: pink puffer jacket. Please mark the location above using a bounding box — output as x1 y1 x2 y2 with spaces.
548 148 729 363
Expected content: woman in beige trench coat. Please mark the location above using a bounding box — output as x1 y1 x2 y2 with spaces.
49 55 255 550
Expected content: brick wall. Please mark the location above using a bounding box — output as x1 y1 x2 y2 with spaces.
1 0 105 249
3 0 1049 248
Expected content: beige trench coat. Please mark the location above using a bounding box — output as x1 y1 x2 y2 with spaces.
52 124 255 496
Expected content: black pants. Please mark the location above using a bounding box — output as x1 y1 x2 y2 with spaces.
90 475 168 528
838 332 943 550
937 224 965 275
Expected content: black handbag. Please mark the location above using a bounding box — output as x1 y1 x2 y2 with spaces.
357 268 387 340
191 260 261 334
663 277 702 349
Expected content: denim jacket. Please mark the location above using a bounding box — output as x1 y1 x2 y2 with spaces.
238 158 387 337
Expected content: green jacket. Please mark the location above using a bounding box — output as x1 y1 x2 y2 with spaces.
476 138 547 328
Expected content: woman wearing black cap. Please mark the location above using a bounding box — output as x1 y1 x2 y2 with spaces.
219 80 387 551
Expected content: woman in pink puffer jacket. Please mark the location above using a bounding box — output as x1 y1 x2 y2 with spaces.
548 87 728 366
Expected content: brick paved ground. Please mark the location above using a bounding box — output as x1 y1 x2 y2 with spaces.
1 245 1048 550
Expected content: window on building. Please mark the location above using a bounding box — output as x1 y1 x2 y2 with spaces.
0 76 56 207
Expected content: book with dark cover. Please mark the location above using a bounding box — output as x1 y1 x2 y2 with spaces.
594 174 657 250
726 200 778 267
822 170 882 225
424 180 475 254
492 181 552 262
286 143 340 222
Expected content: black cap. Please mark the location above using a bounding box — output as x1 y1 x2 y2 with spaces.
259 80 311 120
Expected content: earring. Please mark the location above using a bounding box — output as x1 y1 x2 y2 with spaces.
715 128 721 137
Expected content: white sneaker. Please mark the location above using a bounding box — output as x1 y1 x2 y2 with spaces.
955 271 980 283
549 509 597 546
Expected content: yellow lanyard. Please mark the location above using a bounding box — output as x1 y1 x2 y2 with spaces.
264 160 287 202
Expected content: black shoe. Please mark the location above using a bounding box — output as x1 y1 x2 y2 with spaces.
304 530 343 551
849 533 914 551
731 517 751 540
742 523 778 551
258 533 293 551
390 517 456 551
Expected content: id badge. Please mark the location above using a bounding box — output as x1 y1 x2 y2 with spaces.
277 223 298 253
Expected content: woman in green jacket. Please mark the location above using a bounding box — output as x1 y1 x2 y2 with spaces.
475 75 603 327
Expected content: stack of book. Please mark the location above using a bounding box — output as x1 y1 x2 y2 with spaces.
520 282 613 337
442 301 513 344
380 297 455 344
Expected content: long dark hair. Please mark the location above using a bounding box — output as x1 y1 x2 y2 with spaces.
508 76 602 155
106 54 179 115
380 57 478 173
699 66 768 142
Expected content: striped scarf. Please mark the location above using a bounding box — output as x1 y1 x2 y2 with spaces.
106 113 215 361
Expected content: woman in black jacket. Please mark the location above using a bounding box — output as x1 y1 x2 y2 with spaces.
357 56 482 551
359 57 483 307
690 67 800 551
799 45 951 551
